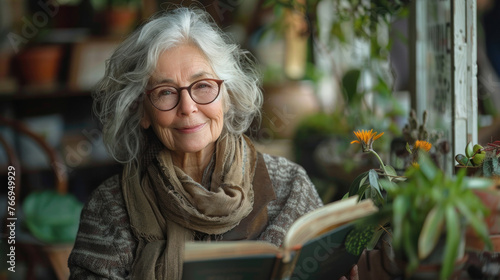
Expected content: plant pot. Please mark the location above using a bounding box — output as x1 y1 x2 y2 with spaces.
408 254 468 280
466 180 500 252
466 187 500 252
16 45 63 87
396 231 467 280
455 164 481 176
105 7 138 36
474 187 500 235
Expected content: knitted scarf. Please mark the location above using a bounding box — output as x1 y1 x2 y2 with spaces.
122 133 257 279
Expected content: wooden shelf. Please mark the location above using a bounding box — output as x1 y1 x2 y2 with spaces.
0 88 91 102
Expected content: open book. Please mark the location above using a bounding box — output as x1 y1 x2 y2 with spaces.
182 196 378 280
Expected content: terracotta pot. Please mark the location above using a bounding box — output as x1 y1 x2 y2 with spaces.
105 7 138 36
466 186 500 252
17 45 63 86
408 255 468 280
474 188 500 234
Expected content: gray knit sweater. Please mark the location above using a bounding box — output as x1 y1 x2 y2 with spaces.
68 153 323 279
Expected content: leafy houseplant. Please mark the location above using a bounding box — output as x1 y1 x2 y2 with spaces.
381 153 493 279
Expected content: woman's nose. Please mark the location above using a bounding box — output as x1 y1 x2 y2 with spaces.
177 89 198 115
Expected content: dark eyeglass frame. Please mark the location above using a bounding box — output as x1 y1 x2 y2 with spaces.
145 78 224 111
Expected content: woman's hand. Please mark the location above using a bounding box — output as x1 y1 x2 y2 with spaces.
340 265 359 280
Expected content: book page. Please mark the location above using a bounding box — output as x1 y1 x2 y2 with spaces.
282 197 377 261
184 240 281 262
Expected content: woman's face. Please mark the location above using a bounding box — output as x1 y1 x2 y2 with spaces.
141 43 225 155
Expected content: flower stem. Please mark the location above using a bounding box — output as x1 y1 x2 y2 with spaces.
369 149 388 174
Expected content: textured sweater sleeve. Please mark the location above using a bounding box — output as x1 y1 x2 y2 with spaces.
68 175 136 280
258 153 324 246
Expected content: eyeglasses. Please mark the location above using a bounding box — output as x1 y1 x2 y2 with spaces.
145 78 224 111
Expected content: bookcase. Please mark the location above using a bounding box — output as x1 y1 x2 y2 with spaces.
0 0 132 202
0 88 122 202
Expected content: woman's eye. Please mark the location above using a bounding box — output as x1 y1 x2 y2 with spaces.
158 88 176 95
194 82 213 90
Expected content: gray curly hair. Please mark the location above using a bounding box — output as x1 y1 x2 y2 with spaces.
93 7 263 164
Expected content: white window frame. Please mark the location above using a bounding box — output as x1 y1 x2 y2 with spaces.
409 0 477 175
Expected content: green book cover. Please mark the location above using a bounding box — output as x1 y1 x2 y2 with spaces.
288 223 358 280
183 254 278 280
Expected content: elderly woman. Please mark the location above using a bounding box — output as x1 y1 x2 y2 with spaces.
68 7 358 280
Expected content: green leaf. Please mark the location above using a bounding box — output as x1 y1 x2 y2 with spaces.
455 200 492 251
365 186 372 201
406 142 412 154
493 157 500 176
379 178 398 193
441 206 460 280
342 192 350 200
373 75 391 97
454 169 466 192
368 169 385 205
372 187 385 206
418 205 445 259
369 169 380 191
358 183 371 200
455 154 469 166
465 142 474 158
345 225 375 255
384 165 398 178
342 69 361 105
366 227 386 250
349 171 369 196
483 159 494 177
403 219 419 274
392 195 407 249
463 177 493 189
418 155 438 180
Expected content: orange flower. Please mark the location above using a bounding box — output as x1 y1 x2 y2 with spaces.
414 140 432 152
350 129 384 152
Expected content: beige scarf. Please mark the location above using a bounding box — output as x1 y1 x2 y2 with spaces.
122 132 257 280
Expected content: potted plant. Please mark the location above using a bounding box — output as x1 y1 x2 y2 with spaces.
16 44 64 88
380 153 493 279
88 0 141 35
459 141 500 253
107 0 141 35
454 141 485 176
346 129 495 279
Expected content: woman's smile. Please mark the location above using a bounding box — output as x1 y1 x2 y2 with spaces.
176 123 206 134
